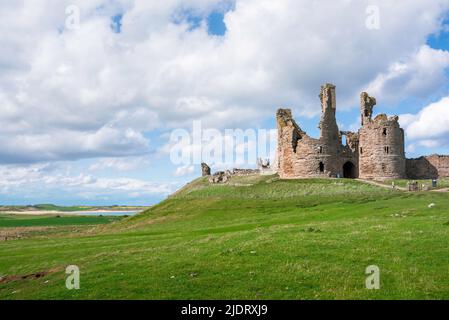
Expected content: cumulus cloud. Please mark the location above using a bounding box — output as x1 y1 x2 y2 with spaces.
0 126 149 164
366 45 449 102
0 163 174 200
173 165 195 177
401 96 449 148
89 156 150 172
1 0 449 165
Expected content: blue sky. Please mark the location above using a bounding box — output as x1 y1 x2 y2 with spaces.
1 1 449 206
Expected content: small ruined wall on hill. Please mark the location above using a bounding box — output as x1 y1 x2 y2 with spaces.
406 155 449 179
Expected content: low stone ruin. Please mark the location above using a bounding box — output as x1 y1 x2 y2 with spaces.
232 168 260 176
258 158 270 170
208 171 230 184
201 163 211 177
258 158 277 175
202 164 261 184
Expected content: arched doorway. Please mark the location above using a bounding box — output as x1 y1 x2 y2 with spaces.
343 161 356 179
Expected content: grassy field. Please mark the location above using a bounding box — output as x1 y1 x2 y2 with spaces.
0 204 148 213
1 175 449 300
0 215 123 228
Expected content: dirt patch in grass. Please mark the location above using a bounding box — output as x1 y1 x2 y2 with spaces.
0 267 61 284
0 226 55 241
433 188 449 193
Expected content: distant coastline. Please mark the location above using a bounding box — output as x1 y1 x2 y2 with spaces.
0 204 149 216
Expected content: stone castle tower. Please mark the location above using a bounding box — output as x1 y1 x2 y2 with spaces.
358 92 406 180
276 84 415 180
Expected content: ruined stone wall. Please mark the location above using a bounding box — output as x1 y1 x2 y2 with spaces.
201 163 211 177
275 86 449 181
358 111 406 180
360 92 376 126
276 84 358 179
319 84 340 152
276 109 299 178
406 155 449 179
272 86 445 180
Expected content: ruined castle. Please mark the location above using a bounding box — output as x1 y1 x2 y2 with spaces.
276 84 449 180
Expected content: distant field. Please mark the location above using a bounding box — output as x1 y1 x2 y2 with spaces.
1 175 449 299
33 204 93 212
0 215 123 228
0 204 149 213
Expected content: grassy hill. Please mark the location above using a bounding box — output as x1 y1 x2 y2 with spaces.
1 175 449 299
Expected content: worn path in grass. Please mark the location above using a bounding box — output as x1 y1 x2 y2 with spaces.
356 179 408 191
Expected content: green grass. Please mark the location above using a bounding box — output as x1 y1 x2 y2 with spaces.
34 204 93 212
1 175 449 300
0 215 123 228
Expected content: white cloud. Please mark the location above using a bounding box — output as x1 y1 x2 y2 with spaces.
418 140 441 148
406 143 416 153
89 157 150 172
1 0 449 165
0 126 149 164
366 45 449 102
0 163 174 199
173 165 195 177
401 96 449 148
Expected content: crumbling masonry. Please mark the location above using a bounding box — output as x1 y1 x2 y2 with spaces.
276 84 449 180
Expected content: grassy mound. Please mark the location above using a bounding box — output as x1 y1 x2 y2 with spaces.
1 175 449 299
